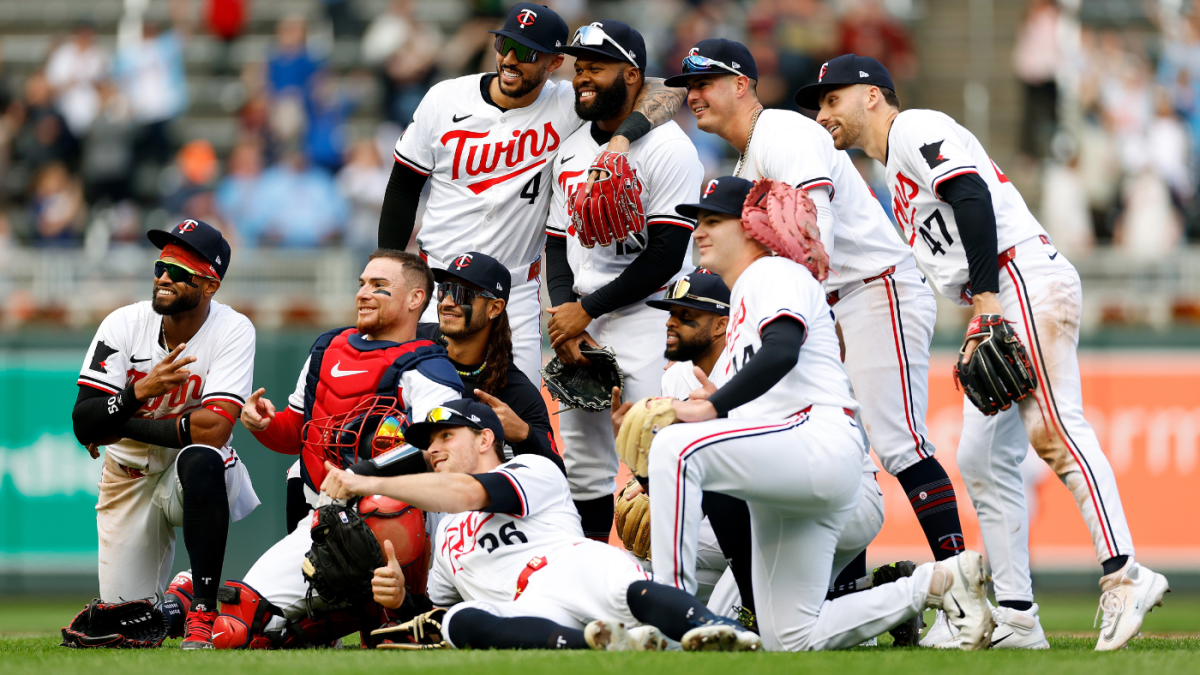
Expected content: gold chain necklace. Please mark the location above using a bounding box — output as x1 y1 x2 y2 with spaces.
735 107 763 178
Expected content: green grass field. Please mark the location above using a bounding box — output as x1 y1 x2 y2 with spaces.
3 593 1199 675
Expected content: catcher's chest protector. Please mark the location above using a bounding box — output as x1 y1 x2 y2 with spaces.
300 329 457 491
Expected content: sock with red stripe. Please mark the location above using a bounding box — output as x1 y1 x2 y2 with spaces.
178 445 229 606
896 457 964 561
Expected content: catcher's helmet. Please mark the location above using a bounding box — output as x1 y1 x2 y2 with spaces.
302 396 409 470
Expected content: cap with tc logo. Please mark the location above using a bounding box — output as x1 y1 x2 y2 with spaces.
647 268 731 316
147 219 231 280
794 53 895 110
664 39 758 88
403 398 505 450
674 175 755 219
432 251 511 303
562 20 647 71
489 2 568 55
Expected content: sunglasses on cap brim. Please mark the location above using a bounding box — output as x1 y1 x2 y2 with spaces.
571 25 639 68
437 280 498 306
154 261 207 288
681 54 743 78
494 35 545 64
665 278 728 309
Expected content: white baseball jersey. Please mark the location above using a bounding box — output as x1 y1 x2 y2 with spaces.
661 360 703 399
735 109 910 291
712 257 857 419
547 121 703 296
394 74 583 268
78 301 255 473
427 454 587 606
885 109 1048 305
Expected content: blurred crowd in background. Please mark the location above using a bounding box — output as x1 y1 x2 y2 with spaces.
1 0 1199 329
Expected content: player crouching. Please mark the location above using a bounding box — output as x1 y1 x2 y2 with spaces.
619 179 994 650
321 400 761 652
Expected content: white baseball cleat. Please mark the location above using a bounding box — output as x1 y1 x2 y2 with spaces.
627 625 670 651
585 620 636 651
1094 561 1170 651
681 619 762 652
918 609 958 648
924 551 994 651
990 604 1050 649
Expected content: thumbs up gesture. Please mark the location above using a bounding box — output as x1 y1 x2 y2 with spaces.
373 540 407 609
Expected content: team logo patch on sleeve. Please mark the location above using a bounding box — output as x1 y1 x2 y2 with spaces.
89 340 119 373
920 141 948 169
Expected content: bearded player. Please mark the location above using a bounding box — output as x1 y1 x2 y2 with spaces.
210 250 464 649
667 40 968 575
377 2 686 385
544 20 703 539
805 53 1170 651
322 399 761 652
72 220 257 649
627 180 993 651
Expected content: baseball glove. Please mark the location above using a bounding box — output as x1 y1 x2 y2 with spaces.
61 598 169 649
570 151 646 248
953 314 1038 416
541 343 624 412
372 608 449 650
742 179 830 282
615 397 677 478
614 479 651 559
302 498 384 607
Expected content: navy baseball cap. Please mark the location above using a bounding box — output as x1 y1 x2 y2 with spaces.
794 54 895 110
664 39 758 88
647 268 731 316
147 219 231 280
675 176 755 219
432 251 510 303
489 3 568 55
562 21 647 71
404 399 505 450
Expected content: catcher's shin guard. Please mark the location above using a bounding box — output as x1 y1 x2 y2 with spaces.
164 570 194 639
212 580 284 650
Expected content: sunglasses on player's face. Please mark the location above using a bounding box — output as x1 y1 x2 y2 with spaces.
437 280 497 307
154 261 201 288
494 35 543 64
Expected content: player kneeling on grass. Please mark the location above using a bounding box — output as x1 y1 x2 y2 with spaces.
618 179 994 651
69 220 257 650
321 399 761 652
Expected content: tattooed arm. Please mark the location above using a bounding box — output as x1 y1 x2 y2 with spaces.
608 78 686 152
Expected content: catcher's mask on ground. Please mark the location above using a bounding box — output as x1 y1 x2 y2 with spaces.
302 396 409 469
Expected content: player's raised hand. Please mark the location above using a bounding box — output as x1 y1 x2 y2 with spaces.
610 386 633 439
686 366 719 401
133 343 197 400
547 302 593 348
240 388 276 431
372 540 407 609
474 389 529 442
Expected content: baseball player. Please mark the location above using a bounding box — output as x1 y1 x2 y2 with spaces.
417 251 563 471
637 181 994 651
72 219 257 649
544 20 703 539
377 2 687 385
321 399 762 652
211 249 464 648
803 54 1171 651
667 40 968 568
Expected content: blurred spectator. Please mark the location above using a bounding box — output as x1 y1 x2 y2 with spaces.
1116 168 1182 261
80 82 136 204
268 16 323 99
336 138 389 255
161 139 219 218
765 0 838 106
114 18 190 170
363 0 441 125
837 0 916 84
306 72 355 173
1040 138 1094 260
241 149 347 247
216 139 264 233
323 0 360 38
1012 0 1060 161
30 162 85 246
207 0 249 75
10 72 78 198
1148 88 1192 209
45 21 109 137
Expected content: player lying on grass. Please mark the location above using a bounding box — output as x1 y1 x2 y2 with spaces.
321 399 762 651
211 250 464 649
70 219 257 650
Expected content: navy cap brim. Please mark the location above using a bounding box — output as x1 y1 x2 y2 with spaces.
147 228 184 251
664 72 709 88
646 297 729 316
795 81 840 110
490 29 561 54
674 201 742 219
404 419 476 450
561 45 635 67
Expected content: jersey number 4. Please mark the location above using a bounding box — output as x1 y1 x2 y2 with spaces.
478 522 528 554
917 208 954 256
520 173 542 205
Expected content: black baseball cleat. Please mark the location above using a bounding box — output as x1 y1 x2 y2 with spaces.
873 561 922 647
